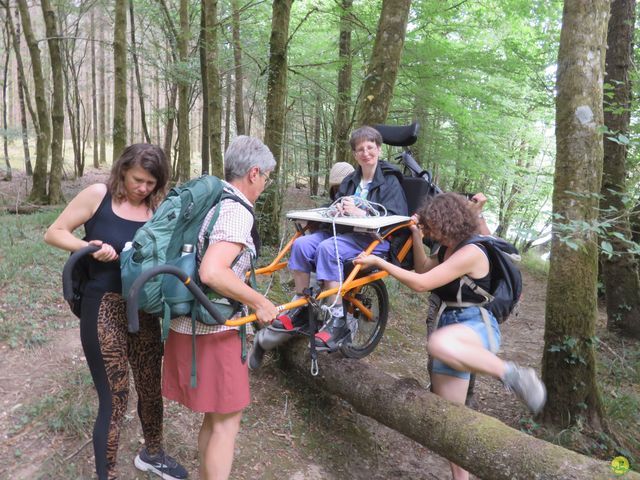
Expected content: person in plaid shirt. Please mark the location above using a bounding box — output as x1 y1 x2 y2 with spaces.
162 136 278 480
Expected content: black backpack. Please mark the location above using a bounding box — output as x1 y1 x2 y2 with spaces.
455 235 523 323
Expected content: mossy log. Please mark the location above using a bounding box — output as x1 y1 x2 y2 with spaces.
279 339 638 480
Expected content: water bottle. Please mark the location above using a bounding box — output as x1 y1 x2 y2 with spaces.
181 244 194 256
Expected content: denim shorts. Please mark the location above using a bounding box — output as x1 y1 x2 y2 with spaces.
431 306 501 380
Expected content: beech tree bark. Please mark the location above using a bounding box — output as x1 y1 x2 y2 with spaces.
17 0 49 203
204 0 223 177
176 0 191 182
542 0 609 428
355 0 411 126
199 7 210 174
129 0 151 144
5 5 32 175
41 0 64 203
231 0 246 135
334 0 353 165
263 0 293 245
279 340 637 480
113 0 128 161
600 0 640 338
91 10 99 169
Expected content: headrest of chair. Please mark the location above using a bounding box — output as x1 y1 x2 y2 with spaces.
373 123 420 147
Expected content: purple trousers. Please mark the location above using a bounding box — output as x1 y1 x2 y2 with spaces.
288 230 390 282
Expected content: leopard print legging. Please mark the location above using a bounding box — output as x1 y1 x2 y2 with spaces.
81 292 163 480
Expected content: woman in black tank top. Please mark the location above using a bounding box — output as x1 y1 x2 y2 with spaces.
45 145 187 480
355 192 546 480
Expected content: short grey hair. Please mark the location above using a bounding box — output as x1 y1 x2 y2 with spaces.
224 135 276 181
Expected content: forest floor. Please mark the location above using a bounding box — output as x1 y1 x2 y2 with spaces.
0 168 638 479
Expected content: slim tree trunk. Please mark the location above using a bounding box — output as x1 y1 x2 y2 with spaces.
231 0 245 135
204 0 223 177
199 8 210 175
17 0 49 203
164 83 177 164
334 0 353 164
355 0 411 126
41 0 65 203
99 17 106 165
224 69 231 152
113 0 128 160
1 28 11 181
129 0 150 143
542 0 609 428
176 0 190 181
600 0 640 338
311 94 321 195
6 6 32 175
91 11 99 168
263 0 293 245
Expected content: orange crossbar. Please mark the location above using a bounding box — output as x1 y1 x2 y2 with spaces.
226 219 415 327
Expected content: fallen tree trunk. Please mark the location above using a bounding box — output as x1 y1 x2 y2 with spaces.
279 339 637 480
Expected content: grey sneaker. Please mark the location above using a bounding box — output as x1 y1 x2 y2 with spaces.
502 362 547 414
248 334 266 370
134 447 188 480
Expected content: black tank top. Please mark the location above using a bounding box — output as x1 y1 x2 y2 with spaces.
83 190 146 297
431 244 492 303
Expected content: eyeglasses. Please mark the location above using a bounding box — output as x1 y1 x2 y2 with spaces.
260 172 274 188
354 144 379 156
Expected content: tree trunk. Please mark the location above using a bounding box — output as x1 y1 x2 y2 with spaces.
542 0 609 428
99 17 106 165
600 0 640 338
205 0 223 178
224 70 232 152
263 0 293 245
113 0 128 161
279 340 638 480
91 11 99 168
355 0 411 126
2 31 11 181
163 84 177 164
334 0 353 164
176 0 191 182
311 95 321 196
199 8 210 175
6 5 32 175
41 0 65 203
17 0 49 203
129 0 150 144
231 0 245 135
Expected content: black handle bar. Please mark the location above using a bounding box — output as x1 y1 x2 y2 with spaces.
397 150 442 194
62 245 101 302
126 265 227 333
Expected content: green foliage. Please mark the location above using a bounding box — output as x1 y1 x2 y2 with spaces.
520 250 548 278
0 210 73 347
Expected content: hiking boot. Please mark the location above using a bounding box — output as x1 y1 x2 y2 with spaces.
134 448 188 480
502 362 547 414
314 314 351 352
271 305 310 334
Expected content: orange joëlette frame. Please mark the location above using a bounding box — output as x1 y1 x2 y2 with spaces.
224 219 415 327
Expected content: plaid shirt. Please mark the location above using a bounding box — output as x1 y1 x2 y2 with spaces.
170 182 256 335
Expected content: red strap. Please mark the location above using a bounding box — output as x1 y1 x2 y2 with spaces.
315 331 331 342
278 314 294 330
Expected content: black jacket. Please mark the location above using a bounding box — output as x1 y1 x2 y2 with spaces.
336 160 408 216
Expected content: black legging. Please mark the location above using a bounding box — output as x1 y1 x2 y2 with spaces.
80 292 164 480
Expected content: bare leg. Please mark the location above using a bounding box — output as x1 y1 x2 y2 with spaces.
428 324 506 379
323 280 340 306
431 373 471 480
292 270 310 296
198 411 242 480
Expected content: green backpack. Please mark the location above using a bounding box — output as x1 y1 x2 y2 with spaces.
121 175 225 317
